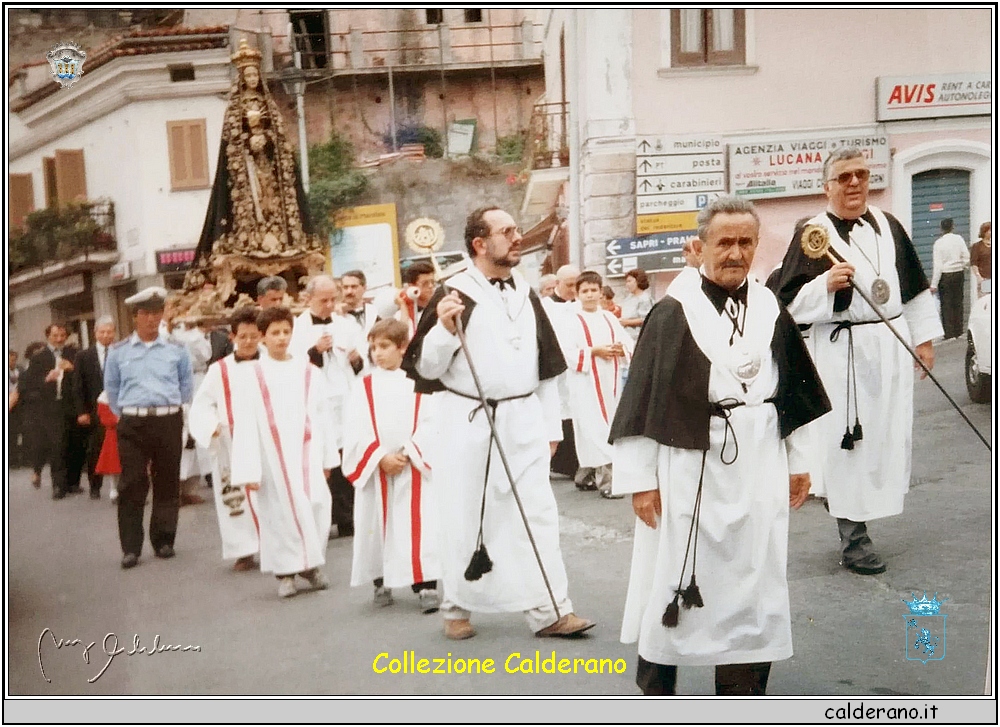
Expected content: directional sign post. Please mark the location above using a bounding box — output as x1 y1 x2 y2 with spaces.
635 134 727 233
604 230 697 277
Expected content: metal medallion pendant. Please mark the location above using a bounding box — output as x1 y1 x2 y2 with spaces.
871 277 891 305
733 347 761 384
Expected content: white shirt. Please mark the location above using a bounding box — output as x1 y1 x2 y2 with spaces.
931 232 970 288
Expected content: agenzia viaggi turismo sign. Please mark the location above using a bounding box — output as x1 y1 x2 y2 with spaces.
727 127 890 201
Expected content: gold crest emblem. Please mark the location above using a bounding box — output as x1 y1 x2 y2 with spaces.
800 224 831 260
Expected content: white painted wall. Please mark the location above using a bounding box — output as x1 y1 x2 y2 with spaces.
8 93 226 278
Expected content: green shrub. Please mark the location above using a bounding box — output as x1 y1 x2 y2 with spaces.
306 132 370 238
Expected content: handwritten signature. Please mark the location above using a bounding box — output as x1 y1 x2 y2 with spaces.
38 628 201 683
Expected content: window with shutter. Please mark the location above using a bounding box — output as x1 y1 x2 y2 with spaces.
54 149 87 204
9 173 35 229
43 157 58 208
166 119 210 191
671 9 746 67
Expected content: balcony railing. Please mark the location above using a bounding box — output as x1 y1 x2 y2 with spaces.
526 101 569 171
275 19 542 72
8 199 117 276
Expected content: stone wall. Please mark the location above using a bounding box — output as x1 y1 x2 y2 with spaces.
356 157 527 259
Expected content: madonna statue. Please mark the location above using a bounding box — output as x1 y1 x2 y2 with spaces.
184 38 324 306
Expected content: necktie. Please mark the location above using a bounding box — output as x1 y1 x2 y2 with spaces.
489 277 515 291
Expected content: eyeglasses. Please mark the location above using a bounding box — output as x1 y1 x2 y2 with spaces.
492 225 522 240
830 169 870 185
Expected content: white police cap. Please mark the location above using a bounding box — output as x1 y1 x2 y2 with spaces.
125 286 170 311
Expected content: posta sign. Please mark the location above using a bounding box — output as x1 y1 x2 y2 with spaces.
877 73 991 121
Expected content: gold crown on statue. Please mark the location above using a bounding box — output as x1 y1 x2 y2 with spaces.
232 38 262 70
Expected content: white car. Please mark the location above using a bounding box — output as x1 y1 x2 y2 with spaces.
965 291 992 403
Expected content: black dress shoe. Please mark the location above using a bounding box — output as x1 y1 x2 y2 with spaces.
155 544 176 559
52 490 66 500
121 553 139 569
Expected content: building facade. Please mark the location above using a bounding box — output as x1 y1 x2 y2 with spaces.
536 8 992 298
8 28 233 354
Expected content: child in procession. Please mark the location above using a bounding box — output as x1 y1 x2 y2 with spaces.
342 319 441 613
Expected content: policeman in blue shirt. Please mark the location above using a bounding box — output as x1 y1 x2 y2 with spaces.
105 286 194 569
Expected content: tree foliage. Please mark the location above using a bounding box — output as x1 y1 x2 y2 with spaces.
306 132 370 238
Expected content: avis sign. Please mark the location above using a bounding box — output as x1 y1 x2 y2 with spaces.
877 73 991 121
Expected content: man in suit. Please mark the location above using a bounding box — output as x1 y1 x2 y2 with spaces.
340 270 380 337
18 323 79 499
74 316 117 499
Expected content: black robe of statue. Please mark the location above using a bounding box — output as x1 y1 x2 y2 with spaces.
769 209 930 314
402 282 567 395
608 288 831 450
193 144 314 269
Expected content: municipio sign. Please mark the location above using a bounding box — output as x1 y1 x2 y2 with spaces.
636 135 726 216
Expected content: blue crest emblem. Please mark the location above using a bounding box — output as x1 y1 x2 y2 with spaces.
46 42 87 89
902 592 947 663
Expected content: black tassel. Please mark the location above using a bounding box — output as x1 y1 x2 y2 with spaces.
680 575 704 609
852 419 863 442
464 543 493 581
841 428 855 450
662 593 681 628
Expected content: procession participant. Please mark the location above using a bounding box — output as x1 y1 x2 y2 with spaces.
189 307 263 572
73 316 116 499
341 270 380 337
104 287 193 569
290 274 364 538
344 319 441 612
403 205 595 640
540 264 581 480
769 147 941 575
970 222 991 297
230 306 338 598
930 218 970 340
611 196 830 695
565 271 632 498
537 274 557 299
94 390 121 503
257 275 288 309
396 261 436 338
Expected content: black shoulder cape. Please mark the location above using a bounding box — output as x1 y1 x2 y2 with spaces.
402 283 568 394
608 295 831 450
770 209 930 312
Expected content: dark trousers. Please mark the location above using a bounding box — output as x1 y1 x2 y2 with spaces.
31 408 69 493
85 422 106 494
8 404 25 467
550 419 579 477
636 656 772 696
836 518 876 565
65 420 89 491
117 413 183 556
327 465 354 535
938 271 965 339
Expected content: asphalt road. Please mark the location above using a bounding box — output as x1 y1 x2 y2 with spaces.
6 337 992 697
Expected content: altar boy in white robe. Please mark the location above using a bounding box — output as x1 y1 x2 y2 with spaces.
189 307 262 572
611 197 831 695
231 307 339 599
564 270 632 498
344 319 441 612
403 206 594 641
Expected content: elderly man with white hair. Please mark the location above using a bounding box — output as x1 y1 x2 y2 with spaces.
73 316 117 499
290 274 365 538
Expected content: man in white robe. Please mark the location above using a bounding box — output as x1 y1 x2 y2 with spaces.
769 148 943 575
403 206 595 640
611 196 830 695
564 270 632 498
540 265 581 481
189 307 262 571
231 306 339 598
289 275 362 538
